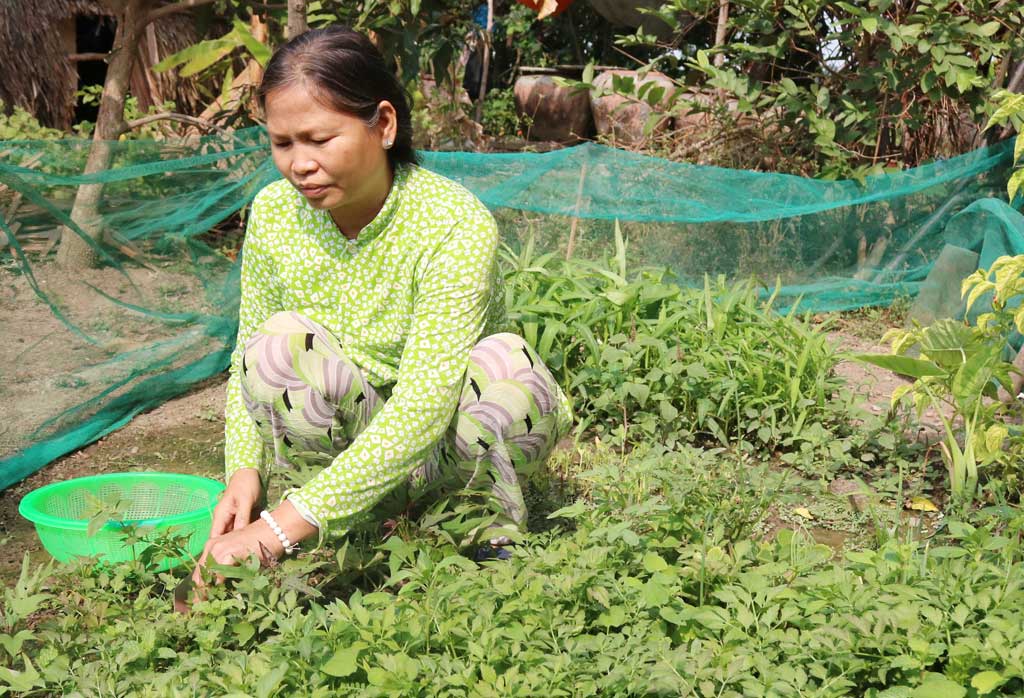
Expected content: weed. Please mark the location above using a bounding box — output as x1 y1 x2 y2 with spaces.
830 295 913 341
856 254 1024 506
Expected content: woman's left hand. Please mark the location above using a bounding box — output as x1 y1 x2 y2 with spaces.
193 520 282 585
192 501 318 585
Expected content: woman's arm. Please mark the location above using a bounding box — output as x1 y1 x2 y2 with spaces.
215 197 282 536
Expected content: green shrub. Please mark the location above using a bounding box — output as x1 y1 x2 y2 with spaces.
481 88 526 139
503 230 848 455
0 101 66 141
857 254 1024 504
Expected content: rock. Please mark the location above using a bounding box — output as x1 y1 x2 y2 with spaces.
590 70 677 146
828 478 875 513
671 88 745 131
513 74 594 143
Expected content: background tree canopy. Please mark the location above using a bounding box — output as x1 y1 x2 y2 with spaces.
2 0 1022 175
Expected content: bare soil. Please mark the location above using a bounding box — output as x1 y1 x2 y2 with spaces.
830 326 947 436
832 332 905 413
0 259 226 462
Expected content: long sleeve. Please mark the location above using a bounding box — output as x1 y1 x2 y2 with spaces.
285 210 500 528
224 199 282 482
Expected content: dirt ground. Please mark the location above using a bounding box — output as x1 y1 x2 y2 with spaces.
0 322 926 585
828 312 947 436
0 259 230 464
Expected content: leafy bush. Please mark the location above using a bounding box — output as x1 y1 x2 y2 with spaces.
986 92 1024 202
74 87 186 141
503 230 848 454
857 254 1024 504
5 445 1024 696
481 88 525 139
606 0 1023 176
0 101 66 141
858 318 1014 506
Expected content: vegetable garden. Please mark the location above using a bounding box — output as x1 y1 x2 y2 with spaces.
3 1 1024 695
4 227 1024 695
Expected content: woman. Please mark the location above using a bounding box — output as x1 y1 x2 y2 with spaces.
198 26 571 571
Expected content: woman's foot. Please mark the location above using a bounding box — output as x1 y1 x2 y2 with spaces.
473 544 512 561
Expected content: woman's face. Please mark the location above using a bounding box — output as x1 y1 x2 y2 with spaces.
264 83 396 216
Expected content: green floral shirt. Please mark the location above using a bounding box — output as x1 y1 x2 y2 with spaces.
225 164 506 530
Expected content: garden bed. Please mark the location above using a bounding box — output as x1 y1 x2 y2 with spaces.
2 250 1018 697
1 320 938 584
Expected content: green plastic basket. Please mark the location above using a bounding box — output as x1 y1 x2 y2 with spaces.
18 472 224 569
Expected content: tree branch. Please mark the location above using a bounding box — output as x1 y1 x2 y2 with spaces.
474 0 494 124
145 0 219 26
287 0 308 39
1007 59 1024 94
69 52 110 62
116 111 227 136
713 0 730 68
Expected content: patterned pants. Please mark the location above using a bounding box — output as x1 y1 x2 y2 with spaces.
240 312 571 532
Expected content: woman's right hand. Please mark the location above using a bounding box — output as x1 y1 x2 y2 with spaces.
209 469 265 538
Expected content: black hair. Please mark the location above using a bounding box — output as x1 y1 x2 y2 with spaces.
257 26 419 168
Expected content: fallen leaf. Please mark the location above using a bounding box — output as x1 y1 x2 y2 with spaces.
905 496 939 512
538 0 561 19
793 507 813 520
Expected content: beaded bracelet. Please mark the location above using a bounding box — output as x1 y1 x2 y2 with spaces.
260 510 299 555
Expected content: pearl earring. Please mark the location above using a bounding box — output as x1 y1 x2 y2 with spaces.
384 139 393 149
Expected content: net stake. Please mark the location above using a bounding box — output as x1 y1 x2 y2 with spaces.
565 162 588 259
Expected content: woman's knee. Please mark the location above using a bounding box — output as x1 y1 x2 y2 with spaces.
240 311 378 447
465 332 559 415
469 333 543 370
244 312 344 362
240 311 354 395
473 332 534 349
252 311 332 342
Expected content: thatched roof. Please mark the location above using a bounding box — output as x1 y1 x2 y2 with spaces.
0 0 204 131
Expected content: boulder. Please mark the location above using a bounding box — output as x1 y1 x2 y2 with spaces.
513 74 594 143
590 70 677 146
671 88 745 131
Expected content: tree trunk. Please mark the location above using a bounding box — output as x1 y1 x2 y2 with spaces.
56 0 146 269
474 0 494 124
287 0 308 40
713 0 729 67
55 0 220 269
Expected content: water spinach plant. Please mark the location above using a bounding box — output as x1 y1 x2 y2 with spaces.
4 445 1024 696
502 230 846 455
9 238 1022 697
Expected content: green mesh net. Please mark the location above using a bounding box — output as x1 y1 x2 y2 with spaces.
0 126 1020 489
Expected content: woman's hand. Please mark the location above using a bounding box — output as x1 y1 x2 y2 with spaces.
210 468 264 538
193 501 318 586
197 518 282 570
